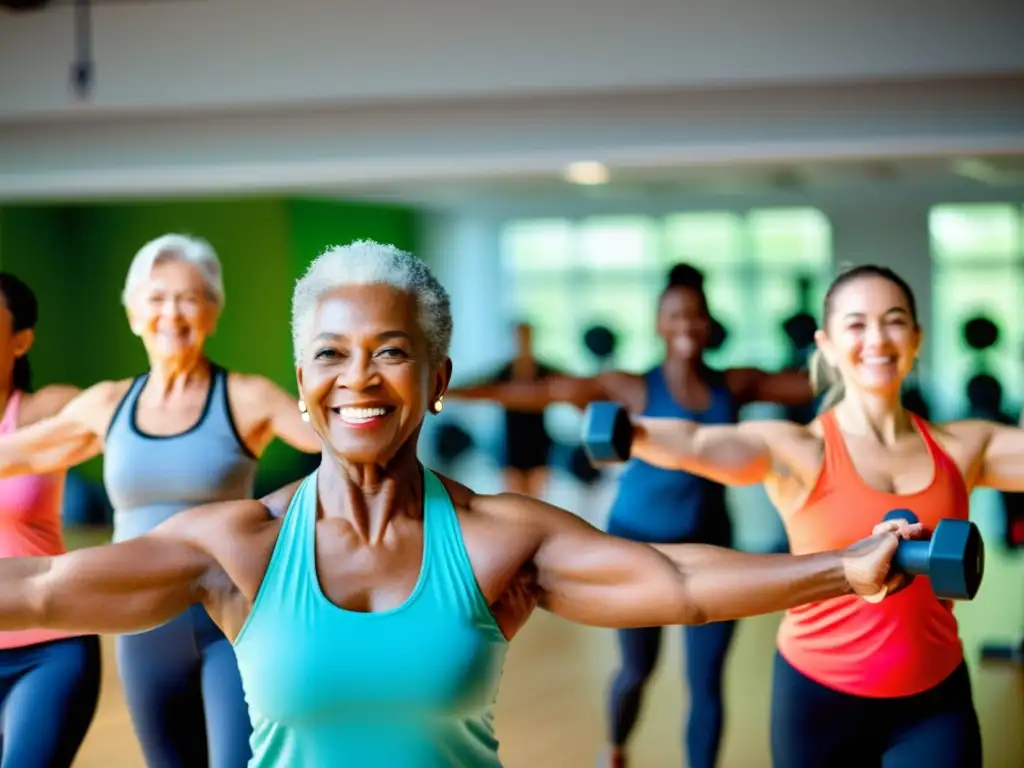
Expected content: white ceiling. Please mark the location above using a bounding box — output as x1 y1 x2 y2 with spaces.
332 155 1024 210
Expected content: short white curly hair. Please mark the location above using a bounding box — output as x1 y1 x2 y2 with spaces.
291 240 452 366
121 233 225 308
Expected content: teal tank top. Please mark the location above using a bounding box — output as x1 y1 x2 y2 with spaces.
233 468 510 768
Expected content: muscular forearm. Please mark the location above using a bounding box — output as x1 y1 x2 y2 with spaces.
656 544 850 624
0 557 50 630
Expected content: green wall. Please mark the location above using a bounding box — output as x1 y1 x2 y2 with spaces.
0 196 422 496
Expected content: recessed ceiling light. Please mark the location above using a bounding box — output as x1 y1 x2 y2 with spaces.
564 161 610 185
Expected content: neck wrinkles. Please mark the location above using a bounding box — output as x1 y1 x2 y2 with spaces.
318 440 425 545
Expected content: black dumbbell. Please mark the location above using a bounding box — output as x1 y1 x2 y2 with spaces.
581 402 633 465
882 509 984 600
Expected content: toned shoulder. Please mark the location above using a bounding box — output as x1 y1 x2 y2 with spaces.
228 372 281 397
435 472 537 525
48 379 134 419
942 419 993 439
155 498 275 545
81 378 135 406
937 419 998 454
260 477 306 519
743 418 816 443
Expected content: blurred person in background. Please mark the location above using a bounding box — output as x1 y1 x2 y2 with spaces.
0 235 321 767
448 263 814 768
0 273 101 768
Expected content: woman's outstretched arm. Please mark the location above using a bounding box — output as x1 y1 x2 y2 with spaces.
0 503 230 635
968 419 1024 492
0 382 119 478
625 416 807 486
447 370 643 412
481 495 917 629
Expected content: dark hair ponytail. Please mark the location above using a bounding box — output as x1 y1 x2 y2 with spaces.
0 273 39 393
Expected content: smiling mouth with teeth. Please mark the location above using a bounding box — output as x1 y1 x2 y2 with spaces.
331 406 393 424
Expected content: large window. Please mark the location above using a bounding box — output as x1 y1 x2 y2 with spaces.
929 203 1024 418
502 208 833 376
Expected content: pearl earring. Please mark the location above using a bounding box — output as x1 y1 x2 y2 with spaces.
298 400 310 423
433 397 444 414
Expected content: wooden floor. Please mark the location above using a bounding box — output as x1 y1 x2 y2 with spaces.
65 466 1024 767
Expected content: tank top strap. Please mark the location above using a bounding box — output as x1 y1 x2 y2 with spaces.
909 412 950 466
105 374 147 440
817 409 857 478
0 390 22 432
641 366 668 414
239 471 319 644
205 364 252 452
908 412 971 504
421 469 495 622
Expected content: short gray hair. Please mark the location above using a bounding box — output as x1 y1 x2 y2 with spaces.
121 234 225 308
291 240 452 366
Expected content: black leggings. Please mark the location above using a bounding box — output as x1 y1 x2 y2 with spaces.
115 604 252 768
608 620 737 768
771 653 982 768
0 635 102 768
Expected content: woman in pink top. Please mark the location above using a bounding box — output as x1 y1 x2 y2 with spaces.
0 274 101 767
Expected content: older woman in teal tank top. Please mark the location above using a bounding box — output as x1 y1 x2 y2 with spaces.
0 234 321 767
0 240 921 768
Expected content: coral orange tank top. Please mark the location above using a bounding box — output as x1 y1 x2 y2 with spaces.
776 409 968 698
0 391 76 650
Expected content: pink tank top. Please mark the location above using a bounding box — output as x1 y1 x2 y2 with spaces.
0 391 76 650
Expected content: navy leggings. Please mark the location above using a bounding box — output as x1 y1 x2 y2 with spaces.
771 653 982 768
115 604 252 768
609 620 737 768
0 635 101 767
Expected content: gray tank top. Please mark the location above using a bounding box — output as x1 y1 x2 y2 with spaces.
104 364 259 543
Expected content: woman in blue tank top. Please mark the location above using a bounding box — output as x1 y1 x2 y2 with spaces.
449 264 814 768
0 234 321 767
0 240 916 768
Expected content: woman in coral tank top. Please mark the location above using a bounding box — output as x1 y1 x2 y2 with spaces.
0 274 101 767
624 264 1023 767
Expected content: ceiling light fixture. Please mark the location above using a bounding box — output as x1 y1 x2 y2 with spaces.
564 161 610 186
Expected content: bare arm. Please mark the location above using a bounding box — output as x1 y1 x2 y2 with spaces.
231 375 321 455
727 367 815 407
973 420 1024 492
0 506 223 635
517 497 911 628
447 370 643 412
258 378 321 453
0 383 114 478
629 417 782 486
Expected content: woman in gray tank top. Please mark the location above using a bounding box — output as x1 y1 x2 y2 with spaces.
0 234 321 767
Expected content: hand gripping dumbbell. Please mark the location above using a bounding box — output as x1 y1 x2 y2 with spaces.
581 402 634 465
882 509 985 600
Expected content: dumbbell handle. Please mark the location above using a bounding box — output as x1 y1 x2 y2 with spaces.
884 510 931 576
893 540 932 576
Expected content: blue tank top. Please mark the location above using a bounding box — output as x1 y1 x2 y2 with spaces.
104 364 259 543
605 366 737 545
233 468 509 768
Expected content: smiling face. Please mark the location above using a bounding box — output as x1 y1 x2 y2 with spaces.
296 283 451 466
657 284 710 361
815 274 921 399
126 258 220 364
